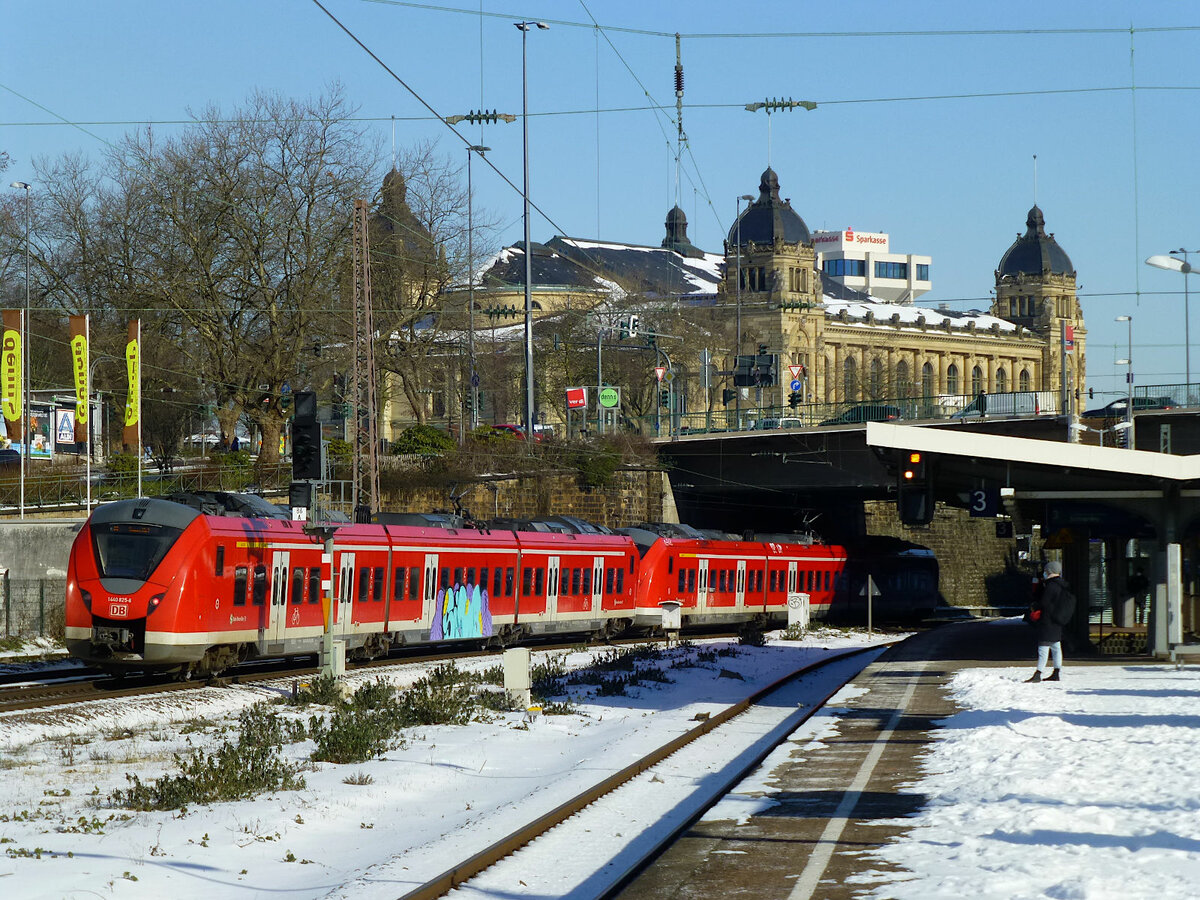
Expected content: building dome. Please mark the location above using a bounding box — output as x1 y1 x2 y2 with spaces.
661 205 705 258
997 205 1074 277
727 167 811 247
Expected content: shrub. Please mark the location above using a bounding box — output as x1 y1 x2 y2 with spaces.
391 424 455 455
110 705 304 810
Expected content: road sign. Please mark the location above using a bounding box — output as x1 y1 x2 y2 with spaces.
654 366 667 382
788 364 804 380
565 387 588 409
790 379 802 391
662 370 675 384
599 386 620 409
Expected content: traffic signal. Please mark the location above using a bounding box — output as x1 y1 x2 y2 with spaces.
292 391 322 481
733 355 755 387
788 391 801 409
722 388 736 406
628 314 639 338
896 450 934 525
659 389 670 408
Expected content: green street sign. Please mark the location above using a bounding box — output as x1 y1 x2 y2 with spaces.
599 387 620 409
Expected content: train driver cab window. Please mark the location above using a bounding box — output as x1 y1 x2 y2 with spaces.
308 568 321 604
233 566 248 606
252 564 267 605
291 568 305 605
215 545 225 577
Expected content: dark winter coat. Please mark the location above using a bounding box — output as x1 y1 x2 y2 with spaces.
1032 576 1076 643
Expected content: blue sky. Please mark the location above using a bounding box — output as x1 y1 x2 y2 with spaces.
4 1 1199 398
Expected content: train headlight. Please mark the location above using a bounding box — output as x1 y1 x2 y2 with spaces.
80 589 92 611
147 593 165 614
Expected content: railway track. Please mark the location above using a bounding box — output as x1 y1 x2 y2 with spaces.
396 637 902 900
0 631 744 715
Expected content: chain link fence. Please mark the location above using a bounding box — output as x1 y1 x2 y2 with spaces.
2 572 66 641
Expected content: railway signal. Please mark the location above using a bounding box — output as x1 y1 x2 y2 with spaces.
897 449 935 525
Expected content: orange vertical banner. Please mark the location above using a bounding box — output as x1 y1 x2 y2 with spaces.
1 310 22 444
122 319 140 452
69 315 89 444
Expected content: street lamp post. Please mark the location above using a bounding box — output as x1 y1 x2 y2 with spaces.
465 144 489 433
515 20 549 442
1146 251 1200 397
10 181 30 518
1116 314 1134 449
734 193 753 428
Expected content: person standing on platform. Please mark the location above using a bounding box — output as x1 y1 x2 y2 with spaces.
1127 567 1149 626
1026 560 1077 683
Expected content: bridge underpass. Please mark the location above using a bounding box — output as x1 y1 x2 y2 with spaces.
865 421 1200 656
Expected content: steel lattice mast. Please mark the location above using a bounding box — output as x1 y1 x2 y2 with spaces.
351 198 379 518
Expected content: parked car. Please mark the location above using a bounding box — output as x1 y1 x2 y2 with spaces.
819 404 902 426
1082 396 1175 418
952 390 1048 419
489 424 550 442
751 417 803 430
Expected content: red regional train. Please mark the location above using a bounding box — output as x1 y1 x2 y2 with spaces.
65 494 938 677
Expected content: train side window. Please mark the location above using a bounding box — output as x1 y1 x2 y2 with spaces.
716 570 726 592
617 568 624 593
536 568 545 595
409 567 420 600
467 567 476 587
291 567 304 605
373 567 384 602
807 570 814 591
667 556 674 574
394 567 406 601
357 568 370 603
252 564 267 606
493 567 502 597
479 568 488 593
522 567 533 596
506 567 515 596
454 567 464 587
605 567 614 594
215 545 225 577
309 568 321 604
630 555 635 573
233 566 248 606
583 569 592 594
441 568 450 591
687 569 696 592
824 571 831 591
571 568 581 596
677 569 686 592
769 570 778 592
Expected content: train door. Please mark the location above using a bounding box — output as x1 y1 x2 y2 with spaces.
697 558 709 611
592 557 604 613
336 552 355 635
422 553 439 634
736 559 747 608
268 551 290 642
546 556 561 621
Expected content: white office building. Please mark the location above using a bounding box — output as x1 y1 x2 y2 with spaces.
813 227 932 304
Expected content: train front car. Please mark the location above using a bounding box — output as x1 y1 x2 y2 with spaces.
65 498 205 672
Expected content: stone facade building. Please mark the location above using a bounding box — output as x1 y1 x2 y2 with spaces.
727 167 1086 409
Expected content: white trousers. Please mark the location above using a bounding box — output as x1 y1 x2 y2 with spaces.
1037 641 1063 670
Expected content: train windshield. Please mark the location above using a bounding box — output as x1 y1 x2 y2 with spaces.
91 522 184 581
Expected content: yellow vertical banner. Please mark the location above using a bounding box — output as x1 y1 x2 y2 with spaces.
122 319 140 451
69 315 89 444
1 310 22 444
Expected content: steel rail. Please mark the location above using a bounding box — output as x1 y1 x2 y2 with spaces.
399 639 901 900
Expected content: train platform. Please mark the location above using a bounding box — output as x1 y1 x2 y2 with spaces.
617 618 1198 900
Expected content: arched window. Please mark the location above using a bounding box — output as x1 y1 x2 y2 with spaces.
869 357 883 398
971 366 984 397
1019 368 1031 392
896 360 910 398
996 367 1008 393
947 363 960 396
921 361 934 398
843 356 858 401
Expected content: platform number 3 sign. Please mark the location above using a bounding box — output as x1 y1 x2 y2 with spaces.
969 486 1000 518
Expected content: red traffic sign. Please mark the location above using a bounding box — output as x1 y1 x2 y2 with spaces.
565 387 588 409
654 366 667 382
788 364 805 380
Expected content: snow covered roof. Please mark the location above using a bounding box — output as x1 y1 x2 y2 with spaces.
824 297 1017 333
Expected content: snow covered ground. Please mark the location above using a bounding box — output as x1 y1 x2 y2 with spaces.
851 664 1200 899
0 628 890 899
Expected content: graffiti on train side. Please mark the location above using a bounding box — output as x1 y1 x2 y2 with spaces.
429 578 493 640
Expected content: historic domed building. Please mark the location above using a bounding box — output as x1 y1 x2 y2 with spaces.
727 168 1085 409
